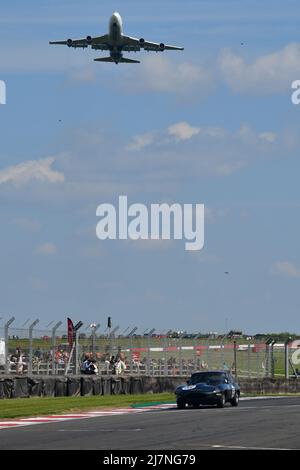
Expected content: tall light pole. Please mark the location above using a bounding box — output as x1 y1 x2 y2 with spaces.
90 323 100 357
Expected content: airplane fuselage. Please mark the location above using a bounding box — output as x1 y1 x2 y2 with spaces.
108 12 124 63
109 12 123 43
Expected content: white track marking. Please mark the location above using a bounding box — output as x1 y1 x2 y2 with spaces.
0 404 175 430
212 444 291 450
241 396 300 401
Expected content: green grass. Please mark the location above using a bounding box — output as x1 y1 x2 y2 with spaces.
0 393 175 419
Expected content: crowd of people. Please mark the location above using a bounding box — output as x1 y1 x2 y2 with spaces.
8 346 71 374
7 346 233 376
81 352 127 375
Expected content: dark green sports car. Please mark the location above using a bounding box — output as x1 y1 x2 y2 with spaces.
175 371 240 409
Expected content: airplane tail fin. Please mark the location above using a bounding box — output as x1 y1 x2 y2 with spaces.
94 56 140 64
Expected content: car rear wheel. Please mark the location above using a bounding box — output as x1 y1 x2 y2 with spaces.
177 398 186 409
217 393 226 408
230 392 239 407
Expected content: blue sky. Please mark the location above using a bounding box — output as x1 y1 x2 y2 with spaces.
1 0 300 334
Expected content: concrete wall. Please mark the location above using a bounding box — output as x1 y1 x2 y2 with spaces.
0 375 300 399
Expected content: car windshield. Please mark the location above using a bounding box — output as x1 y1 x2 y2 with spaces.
190 372 227 385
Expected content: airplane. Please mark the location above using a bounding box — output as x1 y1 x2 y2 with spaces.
49 12 184 64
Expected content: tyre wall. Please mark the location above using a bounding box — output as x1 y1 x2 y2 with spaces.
0 376 300 399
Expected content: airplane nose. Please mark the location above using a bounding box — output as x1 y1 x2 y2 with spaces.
111 12 119 26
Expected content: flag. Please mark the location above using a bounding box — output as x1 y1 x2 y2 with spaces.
67 318 74 346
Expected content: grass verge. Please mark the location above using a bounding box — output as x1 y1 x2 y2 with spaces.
0 393 175 419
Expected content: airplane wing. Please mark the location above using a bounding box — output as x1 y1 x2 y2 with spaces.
123 35 184 51
122 45 141 52
49 34 109 49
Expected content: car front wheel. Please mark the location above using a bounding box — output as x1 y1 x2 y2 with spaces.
177 398 186 409
230 392 239 407
217 393 226 408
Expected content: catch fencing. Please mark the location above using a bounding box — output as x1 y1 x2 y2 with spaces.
0 320 299 379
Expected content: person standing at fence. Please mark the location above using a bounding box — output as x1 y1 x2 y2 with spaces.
115 357 126 375
90 359 98 374
34 347 41 360
16 348 27 375
110 355 116 374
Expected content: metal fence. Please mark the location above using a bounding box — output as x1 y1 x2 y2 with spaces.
0 320 299 378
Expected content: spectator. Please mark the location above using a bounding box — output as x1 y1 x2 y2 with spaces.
34 347 42 359
115 357 126 375
16 351 27 375
81 355 91 374
89 359 98 375
110 355 116 373
81 357 98 375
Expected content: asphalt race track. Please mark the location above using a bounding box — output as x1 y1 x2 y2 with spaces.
0 397 300 450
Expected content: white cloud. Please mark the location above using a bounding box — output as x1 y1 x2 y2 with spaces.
128 123 202 152
219 43 300 94
0 120 291 207
35 243 57 256
259 132 277 143
67 66 96 83
122 55 214 95
205 207 229 224
14 217 42 232
271 261 300 279
126 121 280 178
127 133 155 151
0 158 64 186
168 122 200 141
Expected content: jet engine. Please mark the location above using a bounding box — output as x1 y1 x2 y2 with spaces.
67 39 73 47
